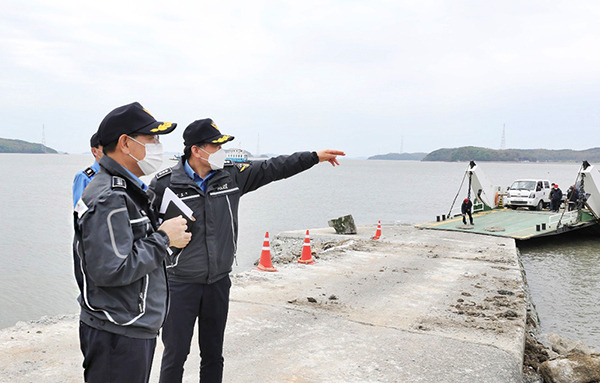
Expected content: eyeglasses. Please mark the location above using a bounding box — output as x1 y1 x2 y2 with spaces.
128 135 160 146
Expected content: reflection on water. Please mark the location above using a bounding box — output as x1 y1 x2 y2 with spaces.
518 232 600 351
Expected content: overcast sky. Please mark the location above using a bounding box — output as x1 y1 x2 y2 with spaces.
1 0 600 157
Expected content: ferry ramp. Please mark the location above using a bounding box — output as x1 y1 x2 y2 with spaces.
416 209 596 240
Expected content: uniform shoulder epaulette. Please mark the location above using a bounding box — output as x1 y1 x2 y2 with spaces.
235 163 250 172
84 167 96 178
156 168 172 179
224 159 234 167
112 176 127 189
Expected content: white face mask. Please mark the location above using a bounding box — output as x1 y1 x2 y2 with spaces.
200 147 226 170
128 136 164 175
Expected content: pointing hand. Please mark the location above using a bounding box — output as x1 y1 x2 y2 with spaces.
317 149 346 166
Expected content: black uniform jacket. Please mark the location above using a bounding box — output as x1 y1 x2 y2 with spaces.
73 155 170 339
148 151 319 284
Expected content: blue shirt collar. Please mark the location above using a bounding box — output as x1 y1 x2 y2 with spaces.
184 160 215 181
184 160 215 193
122 167 148 191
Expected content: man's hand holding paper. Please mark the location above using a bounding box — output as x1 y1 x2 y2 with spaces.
158 187 196 248
159 187 196 229
159 216 192 248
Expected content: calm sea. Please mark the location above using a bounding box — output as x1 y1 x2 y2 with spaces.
0 154 597 349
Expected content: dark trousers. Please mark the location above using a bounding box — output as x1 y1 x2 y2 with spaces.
159 276 231 383
462 211 473 225
79 321 156 383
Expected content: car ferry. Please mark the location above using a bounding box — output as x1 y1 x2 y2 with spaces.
416 161 599 240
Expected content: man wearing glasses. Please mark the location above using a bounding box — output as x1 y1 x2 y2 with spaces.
72 102 191 383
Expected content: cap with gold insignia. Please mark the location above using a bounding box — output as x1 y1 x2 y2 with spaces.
183 118 234 146
98 102 177 146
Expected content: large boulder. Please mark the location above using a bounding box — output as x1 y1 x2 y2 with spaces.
327 215 357 234
539 353 600 383
548 333 595 356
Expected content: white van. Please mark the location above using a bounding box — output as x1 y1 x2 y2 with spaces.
505 179 551 210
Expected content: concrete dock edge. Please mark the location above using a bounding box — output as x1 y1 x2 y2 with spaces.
0 224 528 382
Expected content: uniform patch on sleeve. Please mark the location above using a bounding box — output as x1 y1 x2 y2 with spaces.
112 176 127 189
74 198 89 219
156 168 172 179
84 167 96 178
235 163 250 172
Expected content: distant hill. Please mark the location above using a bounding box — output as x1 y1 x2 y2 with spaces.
0 138 57 153
423 146 600 162
368 152 428 161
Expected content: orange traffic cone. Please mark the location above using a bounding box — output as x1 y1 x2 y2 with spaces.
371 221 382 240
257 232 277 272
298 230 315 264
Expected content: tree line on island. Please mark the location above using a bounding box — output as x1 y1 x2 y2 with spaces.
3 136 600 163
368 146 600 163
0 138 57 153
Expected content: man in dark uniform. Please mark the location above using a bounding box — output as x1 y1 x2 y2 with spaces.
550 184 563 212
148 118 345 383
72 132 103 207
461 197 473 225
73 102 192 383
567 184 578 211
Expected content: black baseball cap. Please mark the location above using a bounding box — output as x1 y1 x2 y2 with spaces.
98 102 177 145
90 132 100 148
183 119 234 146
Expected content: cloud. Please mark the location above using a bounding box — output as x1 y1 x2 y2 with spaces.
1 0 600 156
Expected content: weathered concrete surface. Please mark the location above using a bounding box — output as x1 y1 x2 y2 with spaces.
0 225 527 382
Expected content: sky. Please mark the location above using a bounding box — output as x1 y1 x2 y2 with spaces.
1 0 600 157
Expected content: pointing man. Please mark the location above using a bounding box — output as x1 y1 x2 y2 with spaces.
73 102 191 383
148 118 344 382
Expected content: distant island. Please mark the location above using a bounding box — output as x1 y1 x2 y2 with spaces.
367 146 600 163
0 138 58 154
422 146 600 162
368 152 428 161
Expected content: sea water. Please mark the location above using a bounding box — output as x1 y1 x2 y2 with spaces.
0 154 597 350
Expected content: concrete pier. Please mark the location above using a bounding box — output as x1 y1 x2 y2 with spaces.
0 225 527 382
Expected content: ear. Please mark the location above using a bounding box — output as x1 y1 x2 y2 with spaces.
190 145 203 158
117 134 131 154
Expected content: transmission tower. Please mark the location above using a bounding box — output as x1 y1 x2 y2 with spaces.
256 132 260 156
42 124 47 153
500 124 506 150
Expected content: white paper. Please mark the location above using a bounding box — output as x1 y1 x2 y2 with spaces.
159 187 195 220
